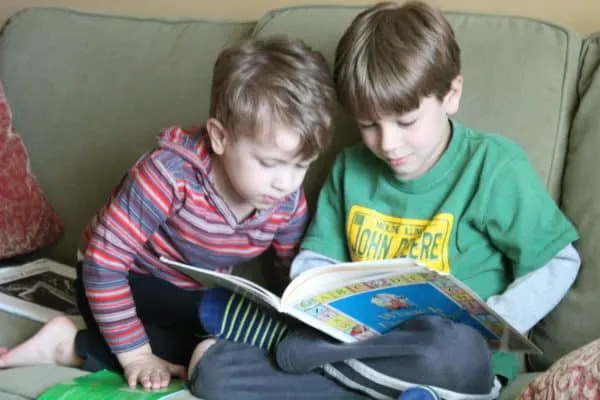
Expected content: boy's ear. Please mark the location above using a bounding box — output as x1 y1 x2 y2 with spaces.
443 75 463 116
205 118 229 155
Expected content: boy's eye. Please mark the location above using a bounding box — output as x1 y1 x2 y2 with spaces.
396 119 416 128
258 159 277 168
358 122 376 129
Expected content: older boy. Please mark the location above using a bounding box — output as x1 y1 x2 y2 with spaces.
295 0 581 386
0 35 336 390
187 1 581 399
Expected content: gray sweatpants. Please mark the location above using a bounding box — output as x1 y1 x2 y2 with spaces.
188 316 497 400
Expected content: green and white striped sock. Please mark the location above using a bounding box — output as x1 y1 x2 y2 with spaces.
199 288 289 353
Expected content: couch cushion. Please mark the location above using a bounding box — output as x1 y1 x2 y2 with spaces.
0 393 27 400
0 366 87 400
0 310 42 349
253 6 582 208
0 8 255 264
529 33 600 371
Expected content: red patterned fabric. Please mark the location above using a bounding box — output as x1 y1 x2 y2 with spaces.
519 338 600 400
0 80 63 258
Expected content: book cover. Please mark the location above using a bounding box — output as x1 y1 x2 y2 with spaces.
38 369 185 400
289 269 540 353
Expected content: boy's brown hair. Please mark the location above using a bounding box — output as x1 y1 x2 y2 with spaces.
334 1 461 120
210 35 336 159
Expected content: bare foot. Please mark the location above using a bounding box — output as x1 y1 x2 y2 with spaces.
0 315 83 368
187 338 216 380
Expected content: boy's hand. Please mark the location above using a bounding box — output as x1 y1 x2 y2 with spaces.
117 344 187 389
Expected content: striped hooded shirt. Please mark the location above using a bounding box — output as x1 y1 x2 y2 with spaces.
80 126 308 354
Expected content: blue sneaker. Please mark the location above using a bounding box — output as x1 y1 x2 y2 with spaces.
398 386 440 400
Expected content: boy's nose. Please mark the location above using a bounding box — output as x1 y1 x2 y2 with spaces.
273 175 293 193
380 129 400 153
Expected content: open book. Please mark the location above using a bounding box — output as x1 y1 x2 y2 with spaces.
161 256 541 354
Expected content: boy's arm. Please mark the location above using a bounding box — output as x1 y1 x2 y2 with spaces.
482 153 580 331
83 154 179 355
290 250 340 279
486 243 580 332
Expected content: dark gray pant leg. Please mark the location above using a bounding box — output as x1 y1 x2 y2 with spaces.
187 340 368 400
277 316 494 396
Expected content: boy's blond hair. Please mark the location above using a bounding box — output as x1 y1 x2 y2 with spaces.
210 35 336 159
334 1 460 120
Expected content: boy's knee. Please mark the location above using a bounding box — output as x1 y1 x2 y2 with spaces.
419 317 494 394
187 338 216 381
187 339 273 400
187 340 237 400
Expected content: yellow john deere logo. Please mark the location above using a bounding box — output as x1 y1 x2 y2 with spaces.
346 206 454 273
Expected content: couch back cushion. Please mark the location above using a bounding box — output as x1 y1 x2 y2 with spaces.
253 6 582 210
529 33 600 370
0 8 254 263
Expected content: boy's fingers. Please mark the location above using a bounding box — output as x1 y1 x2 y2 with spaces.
149 370 162 389
159 371 170 387
125 360 183 390
139 370 152 389
127 369 140 388
147 371 156 388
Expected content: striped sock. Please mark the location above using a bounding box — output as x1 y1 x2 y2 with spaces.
198 288 289 353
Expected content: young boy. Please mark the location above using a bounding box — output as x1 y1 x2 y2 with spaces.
0 35 336 390
184 1 582 399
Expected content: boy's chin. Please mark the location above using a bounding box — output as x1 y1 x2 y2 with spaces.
251 198 278 210
389 165 421 181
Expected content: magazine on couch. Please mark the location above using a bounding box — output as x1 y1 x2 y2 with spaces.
38 369 184 400
0 258 78 323
160 256 541 354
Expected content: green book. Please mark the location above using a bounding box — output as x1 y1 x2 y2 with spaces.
38 369 185 399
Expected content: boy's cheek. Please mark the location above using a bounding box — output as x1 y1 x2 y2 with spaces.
360 133 379 154
299 170 310 183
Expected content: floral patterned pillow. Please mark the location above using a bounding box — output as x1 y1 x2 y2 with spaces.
0 80 63 258
519 338 600 399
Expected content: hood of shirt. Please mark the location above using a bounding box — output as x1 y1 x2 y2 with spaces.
155 125 211 177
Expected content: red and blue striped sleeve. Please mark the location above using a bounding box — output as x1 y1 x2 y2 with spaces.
82 153 180 354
